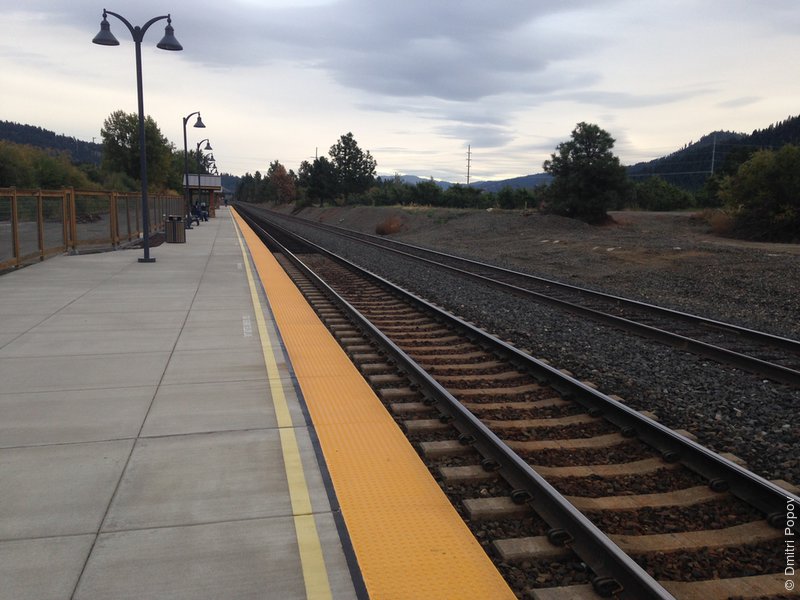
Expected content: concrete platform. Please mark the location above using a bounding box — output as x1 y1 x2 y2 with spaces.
0 208 359 600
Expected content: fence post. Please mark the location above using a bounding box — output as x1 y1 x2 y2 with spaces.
133 194 140 239
61 189 69 253
11 188 20 268
126 194 133 241
68 188 77 252
110 191 119 246
36 190 44 262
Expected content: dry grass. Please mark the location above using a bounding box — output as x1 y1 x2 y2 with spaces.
693 209 735 236
375 215 404 235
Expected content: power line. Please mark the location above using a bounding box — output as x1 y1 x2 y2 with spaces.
628 170 712 178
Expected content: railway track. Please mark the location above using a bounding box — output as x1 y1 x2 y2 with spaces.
237 205 798 600
253 206 800 387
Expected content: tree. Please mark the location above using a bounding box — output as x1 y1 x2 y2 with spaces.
718 145 800 242
369 175 413 206
328 132 377 201
410 179 443 206
0 141 95 189
543 122 629 223
266 160 297 204
0 141 35 187
632 176 694 211
496 186 538 210
298 156 338 206
443 184 487 208
100 110 175 191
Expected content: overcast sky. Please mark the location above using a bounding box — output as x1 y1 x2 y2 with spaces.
2 1 798 182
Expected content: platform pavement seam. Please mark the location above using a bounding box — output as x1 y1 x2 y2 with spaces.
232 216 333 600
69 225 220 600
0 258 131 353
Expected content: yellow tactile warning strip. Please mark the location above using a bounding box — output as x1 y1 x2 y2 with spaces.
233 219 333 600
232 209 516 600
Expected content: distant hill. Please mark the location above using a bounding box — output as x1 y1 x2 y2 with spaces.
471 115 800 192
627 115 800 190
377 174 452 189
0 121 101 165
220 173 240 194
471 173 552 192
389 115 800 193
375 173 554 191
8 114 800 193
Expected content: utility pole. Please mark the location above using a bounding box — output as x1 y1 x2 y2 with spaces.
710 133 717 175
466 144 472 186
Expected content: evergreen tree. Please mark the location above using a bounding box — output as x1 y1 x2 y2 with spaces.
328 132 377 201
543 122 629 223
298 156 338 206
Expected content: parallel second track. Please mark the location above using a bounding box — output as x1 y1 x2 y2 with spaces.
237 205 798 600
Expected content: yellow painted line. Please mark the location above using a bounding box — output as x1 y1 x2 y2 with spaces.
232 209 516 600
232 216 332 600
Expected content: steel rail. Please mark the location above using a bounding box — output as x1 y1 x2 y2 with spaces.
241 205 800 521
236 207 675 599
239 206 799 593
255 207 800 387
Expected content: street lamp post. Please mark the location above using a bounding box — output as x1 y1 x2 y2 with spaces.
182 112 205 229
195 139 212 217
93 9 182 263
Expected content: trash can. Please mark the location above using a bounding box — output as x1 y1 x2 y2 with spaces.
165 215 186 243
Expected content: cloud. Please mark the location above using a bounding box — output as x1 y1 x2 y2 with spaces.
5 0 800 181
9 0 621 149
435 123 514 148
555 89 711 110
175 0 612 102
717 96 761 109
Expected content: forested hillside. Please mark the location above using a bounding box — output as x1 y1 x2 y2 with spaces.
627 115 800 190
4 114 800 196
0 121 101 165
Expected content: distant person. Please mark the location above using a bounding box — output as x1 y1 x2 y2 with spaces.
200 202 209 221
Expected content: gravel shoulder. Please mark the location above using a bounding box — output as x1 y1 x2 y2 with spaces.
273 204 799 485
287 205 800 339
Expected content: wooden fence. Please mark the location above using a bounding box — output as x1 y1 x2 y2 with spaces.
0 188 183 271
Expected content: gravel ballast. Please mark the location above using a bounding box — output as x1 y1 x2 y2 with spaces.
266 205 799 486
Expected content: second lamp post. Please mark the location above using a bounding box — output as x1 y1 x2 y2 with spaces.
182 112 205 229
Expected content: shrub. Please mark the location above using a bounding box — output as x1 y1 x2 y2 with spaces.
694 208 735 236
631 176 694 211
375 215 403 235
718 145 800 242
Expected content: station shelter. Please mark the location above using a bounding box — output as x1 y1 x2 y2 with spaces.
184 174 223 218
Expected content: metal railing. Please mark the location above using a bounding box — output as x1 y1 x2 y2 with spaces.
0 187 183 270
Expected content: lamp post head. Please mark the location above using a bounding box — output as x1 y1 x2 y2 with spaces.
203 141 213 151
92 11 120 46
156 16 183 51
193 114 206 128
